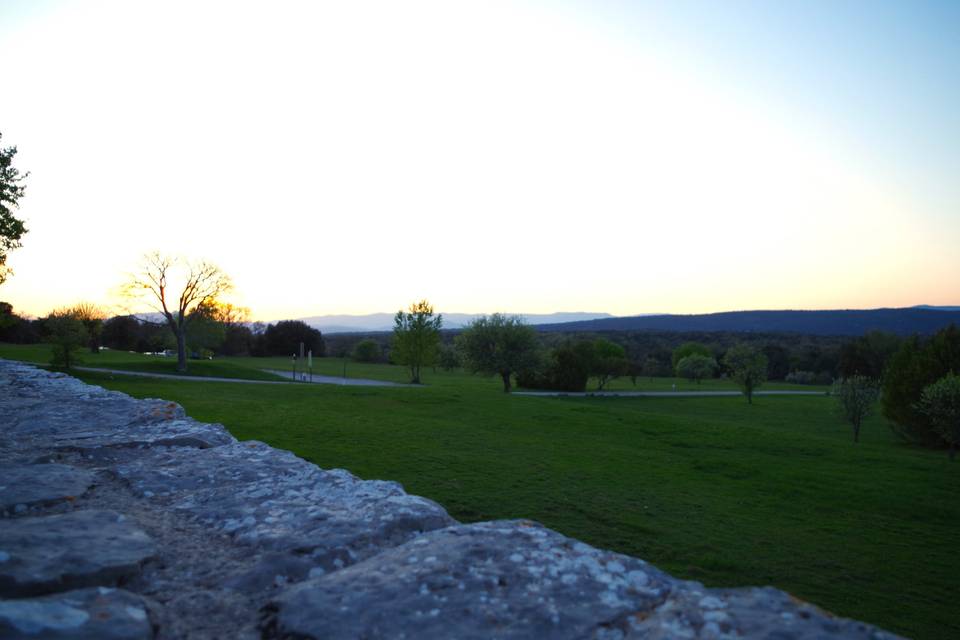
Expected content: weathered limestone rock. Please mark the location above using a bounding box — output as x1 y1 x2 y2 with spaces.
265 521 902 640
0 464 95 515
114 441 456 572
0 587 153 640
0 360 234 454
265 520 675 639
624 586 899 639
0 510 156 597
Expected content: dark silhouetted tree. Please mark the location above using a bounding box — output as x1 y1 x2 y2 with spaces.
72 302 107 354
0 132 28 285
46 308 88 369
261 320 324 357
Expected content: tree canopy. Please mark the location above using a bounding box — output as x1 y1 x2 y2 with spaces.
672 341 712 371
457 313 539 392
0 132 29 285
676 354 717 385
918 372 960 460
882 324 960 445
392 300 442 384
723 343 768 403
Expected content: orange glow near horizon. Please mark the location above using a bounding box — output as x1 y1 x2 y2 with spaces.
0 1 957 320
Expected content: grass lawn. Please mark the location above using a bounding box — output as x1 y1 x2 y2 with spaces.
0 343 286 381
8 356 950 639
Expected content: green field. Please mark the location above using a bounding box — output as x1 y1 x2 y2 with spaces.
0 343 827 391
2 343 957 638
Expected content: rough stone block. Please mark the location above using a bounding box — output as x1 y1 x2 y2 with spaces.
625 586 903 639
264 520 675 639
0 464 95 515
0 587 153 640
115 441 455 572
0 510 156 597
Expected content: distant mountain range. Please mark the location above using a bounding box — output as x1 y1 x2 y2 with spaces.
536 307 960 336
296 312 615 334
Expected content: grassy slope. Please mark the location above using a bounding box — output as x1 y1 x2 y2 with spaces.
44 367 960 640
0 344 286 381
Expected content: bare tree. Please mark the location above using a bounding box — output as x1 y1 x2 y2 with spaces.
123 252 232 372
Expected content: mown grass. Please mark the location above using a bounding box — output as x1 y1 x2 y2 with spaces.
0 343 285 381
15 360 953 640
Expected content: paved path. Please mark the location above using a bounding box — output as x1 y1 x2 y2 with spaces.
262 370 413 387
513 390 827 398
74 367 412 387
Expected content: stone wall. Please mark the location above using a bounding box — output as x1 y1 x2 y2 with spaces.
0 360 900 639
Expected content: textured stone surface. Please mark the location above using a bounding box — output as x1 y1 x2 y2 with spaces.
0 587 153 639
0 510 156 597
624 586 900 639
0 360 234 455
265 520 675 639
114 441 455 570
265 522 902 640
0 463 95 514
0 359 905 639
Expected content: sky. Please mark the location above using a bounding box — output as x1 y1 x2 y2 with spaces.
0 0 957 320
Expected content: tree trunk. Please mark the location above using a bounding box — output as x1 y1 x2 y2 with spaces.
176 329 188 372
501 372 512 393
950 442 956 461
853 421 860 443
411 363 420 385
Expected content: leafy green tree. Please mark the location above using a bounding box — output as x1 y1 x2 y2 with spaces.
46 308 88 369
918 373 960 460
676 354 717 385
833 375 880 443
590 338 628 390
672 341 713 371
724 344 768 404
437 343 461 371
515 339 591 392
882 325 960 444
392 300 442 384
457 313 539 392
352 339 382 363
0 132 29 285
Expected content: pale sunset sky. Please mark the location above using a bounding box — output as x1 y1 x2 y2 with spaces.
1 0 957 320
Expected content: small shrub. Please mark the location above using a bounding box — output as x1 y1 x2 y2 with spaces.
352 339 382 363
